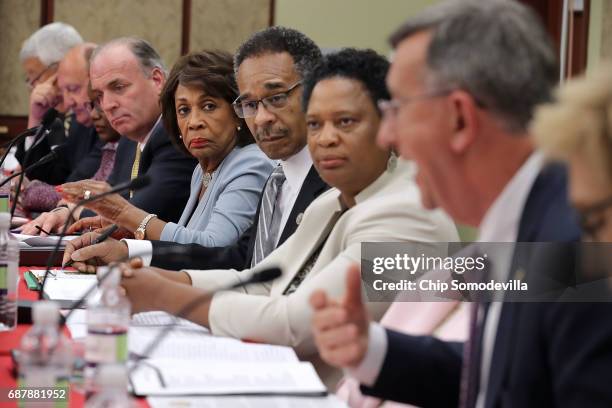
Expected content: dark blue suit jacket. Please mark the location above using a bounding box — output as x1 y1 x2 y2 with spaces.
81 120 197 223
361 164 612 407
16 116 101 185
149 165 329 270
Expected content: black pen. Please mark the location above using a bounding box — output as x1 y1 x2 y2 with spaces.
63 224 119 268
34 225 51 235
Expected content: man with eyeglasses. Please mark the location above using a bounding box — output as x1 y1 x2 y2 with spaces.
310 1 612 407
16 25 104 191
63 26 329 277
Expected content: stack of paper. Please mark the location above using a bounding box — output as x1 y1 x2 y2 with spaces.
127 311 326 397
130 359 326 397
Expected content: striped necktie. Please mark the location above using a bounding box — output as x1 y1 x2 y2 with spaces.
251 166 286 267
129 143 142 198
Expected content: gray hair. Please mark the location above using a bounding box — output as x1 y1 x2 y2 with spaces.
390 0 557 132
90 37 166 77
19 22 83 66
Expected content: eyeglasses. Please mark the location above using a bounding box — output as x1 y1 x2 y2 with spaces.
232 81 302 118
578 195 612 240
377 90 454 119
25 62 58 89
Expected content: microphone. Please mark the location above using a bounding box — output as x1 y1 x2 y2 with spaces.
0 148 63 189
7 109 61 218
37 175 151 302
58 244 225 325
0 109 59 169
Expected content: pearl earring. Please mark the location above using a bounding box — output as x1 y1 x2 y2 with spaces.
237 125 242 131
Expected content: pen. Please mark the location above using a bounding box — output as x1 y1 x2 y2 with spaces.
63 224 119 268
34 225 51 235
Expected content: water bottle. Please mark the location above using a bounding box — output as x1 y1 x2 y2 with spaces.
18 301 74 407
0 171 11 213
85 364 136 408
85 266 130 395
0 212 19 331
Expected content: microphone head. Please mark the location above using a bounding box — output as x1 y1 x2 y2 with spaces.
41 108 59 127
250 267 282 284
129 175 150 191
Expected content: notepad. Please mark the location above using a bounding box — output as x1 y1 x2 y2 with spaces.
130 359 326 397
29 269 98 304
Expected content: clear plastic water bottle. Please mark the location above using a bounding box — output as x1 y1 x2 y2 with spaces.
85 266 130 396
0 212 19 331
85 364 136 408
0 171 11 213
18 301 74 407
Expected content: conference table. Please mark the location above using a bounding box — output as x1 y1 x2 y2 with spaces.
0 267 149 408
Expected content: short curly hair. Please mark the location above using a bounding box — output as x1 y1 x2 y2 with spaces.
160 50 253 157
234 26 322 79
301 48 390 114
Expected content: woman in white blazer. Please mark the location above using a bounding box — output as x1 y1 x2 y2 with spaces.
119 49 459 386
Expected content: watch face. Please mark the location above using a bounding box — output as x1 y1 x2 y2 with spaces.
134 230 145 240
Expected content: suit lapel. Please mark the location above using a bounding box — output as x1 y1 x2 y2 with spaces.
484 165 576 407
274 203 343 294
278 166 328 245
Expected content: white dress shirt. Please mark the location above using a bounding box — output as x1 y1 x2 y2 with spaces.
124 144 313 266
349 152 544 397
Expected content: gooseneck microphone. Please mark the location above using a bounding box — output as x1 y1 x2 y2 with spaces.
38 175 151 301
0 148 63 189
0 108 59 170
7 109 61 218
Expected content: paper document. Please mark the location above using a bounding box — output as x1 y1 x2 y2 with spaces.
130 359 326 396
131 311 208 331
147 395 347 408
129 326 297 362
29 269 98 303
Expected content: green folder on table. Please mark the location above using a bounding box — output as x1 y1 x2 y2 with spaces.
24 270 41 291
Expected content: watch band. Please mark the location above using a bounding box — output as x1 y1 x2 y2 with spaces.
135 213 157 240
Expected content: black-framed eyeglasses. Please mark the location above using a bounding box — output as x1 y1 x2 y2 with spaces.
232 81 302 118
25 62 58 90
577 195 612 240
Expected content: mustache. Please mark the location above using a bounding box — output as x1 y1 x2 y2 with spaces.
255 125 289 140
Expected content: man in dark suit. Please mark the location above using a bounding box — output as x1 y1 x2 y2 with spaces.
19 43 103 186
27 38 196 234
63 27 328 272
309 1 612 407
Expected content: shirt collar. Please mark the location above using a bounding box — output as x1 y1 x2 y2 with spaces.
278 144 312 190
102 141 118 151
478 151 544 242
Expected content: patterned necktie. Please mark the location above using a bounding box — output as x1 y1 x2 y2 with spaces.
129 143 142 198
459 257 492 408
251 166 286 267
92 144 117 182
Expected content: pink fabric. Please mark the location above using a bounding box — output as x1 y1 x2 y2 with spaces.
336 301 470 408
91 143 117 182
20 180 61 212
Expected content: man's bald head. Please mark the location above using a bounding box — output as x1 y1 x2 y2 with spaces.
58 42 97 126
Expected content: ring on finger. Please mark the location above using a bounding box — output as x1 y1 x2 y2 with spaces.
84 190 91 200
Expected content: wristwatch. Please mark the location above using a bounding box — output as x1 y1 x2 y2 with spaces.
134 214 157 240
